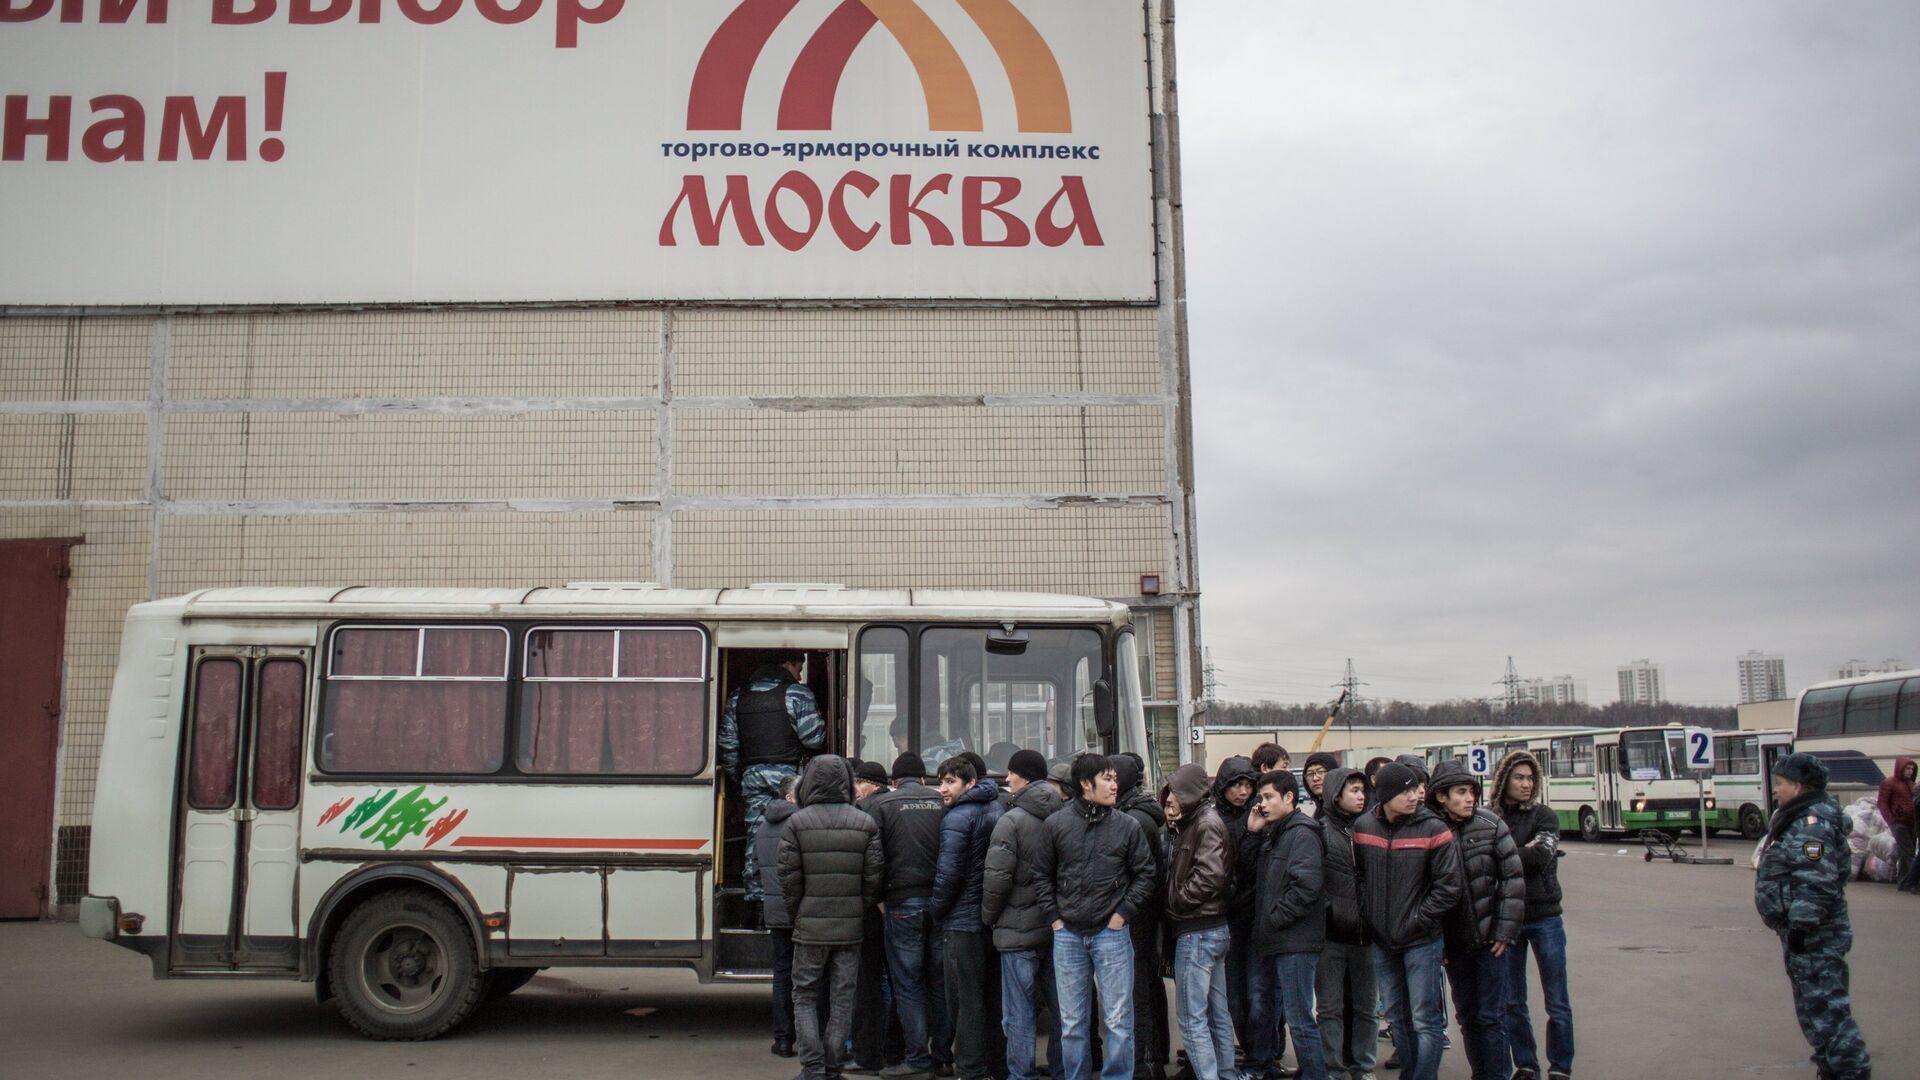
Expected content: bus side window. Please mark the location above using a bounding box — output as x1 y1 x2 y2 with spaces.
1901 678 1920 731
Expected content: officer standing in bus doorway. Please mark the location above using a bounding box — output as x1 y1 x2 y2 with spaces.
1756 753 1872 1080
720 650 826 913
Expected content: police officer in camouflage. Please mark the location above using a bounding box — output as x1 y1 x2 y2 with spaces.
720 651 826 907
1755 752 1871 1080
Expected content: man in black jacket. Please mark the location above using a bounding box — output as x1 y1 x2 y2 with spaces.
1352 763 1462 1080
932 756 1006 1080
759 776 803 1058
1492 749 1572 1080
1315 766 1378 1080
1212 754 1261 1056
1035 753 1158 1080
776 755 886 1080
1115 754 1170 1080
1248 771 1330 1080
867 752 953 1078
1429 760 1524 1080
851 761 905 1075
983 749 1067 1080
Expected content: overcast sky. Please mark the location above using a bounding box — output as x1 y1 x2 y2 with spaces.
1179 1 1920 707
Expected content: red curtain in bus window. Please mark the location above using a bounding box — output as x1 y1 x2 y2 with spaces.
251 659 305 810
189 659 243 809
325 628 507 774
520 629 704 775
607 630 705 774
522 630 617 773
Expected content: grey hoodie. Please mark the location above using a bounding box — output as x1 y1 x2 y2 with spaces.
981 779 1066 950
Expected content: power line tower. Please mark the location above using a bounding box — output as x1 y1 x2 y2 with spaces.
1494 655 1523 712
1202 648 1220 706
1334 658 1368 708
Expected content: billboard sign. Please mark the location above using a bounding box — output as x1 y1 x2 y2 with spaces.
0 0 1157 305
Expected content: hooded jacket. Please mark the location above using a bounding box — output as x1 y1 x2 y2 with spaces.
982 780 1066 950
1034 795 1159 934
756 797 799 930
1428 760 1525 949
776 755 884 946
1252 806 1327 956
1492 748 1563 921
866 778 945 902
1115 756 1168 920
1878 756 1916 831
931 777 1005 931
1213 756 1262 919
1318 766 1368 944
1164 764 1234 935
1352 797 1463 953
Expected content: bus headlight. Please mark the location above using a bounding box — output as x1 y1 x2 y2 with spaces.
1705 798 1716 810
1634 800 1646 812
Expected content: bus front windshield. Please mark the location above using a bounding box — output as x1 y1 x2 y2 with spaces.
1621 729 1687 780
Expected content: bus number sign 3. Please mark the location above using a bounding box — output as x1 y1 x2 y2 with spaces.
1467 745 1490 777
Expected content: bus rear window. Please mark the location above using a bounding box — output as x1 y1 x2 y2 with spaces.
188 658 243 810
518 627 707 775
319 626 509 774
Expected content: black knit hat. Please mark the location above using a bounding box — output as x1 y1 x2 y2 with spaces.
1007 749 1049 783
1772 752 1829 789
1372 763 1420 806
890 752 927 782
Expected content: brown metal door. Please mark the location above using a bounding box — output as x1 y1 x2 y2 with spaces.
0 538 78 918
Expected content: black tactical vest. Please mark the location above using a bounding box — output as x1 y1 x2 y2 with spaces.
736 674 804 767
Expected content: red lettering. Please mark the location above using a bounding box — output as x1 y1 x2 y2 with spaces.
473 0 537 23
3 95 71 162
0 0 54 20
394 0 457 23
1036 176 1103 247
961 176 1030 247
82 96 145 162
358 0 377 21
59 0 166 21
828 172 880 252
158 96 245 161
763 170 823 252
554 0 619 48
211 0 273 23
889 173 953 246
658 175 764 247
289 0 349 22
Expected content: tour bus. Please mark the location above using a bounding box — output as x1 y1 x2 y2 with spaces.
1793 669 1920 799
1418 726 1716 840
79 584 1153 1040
1704 729 1796 839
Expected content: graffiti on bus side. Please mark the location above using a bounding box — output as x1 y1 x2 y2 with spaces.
314 787 469 850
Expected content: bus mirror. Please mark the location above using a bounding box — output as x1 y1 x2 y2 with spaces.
1093 678 1116 740
986 628 1030 655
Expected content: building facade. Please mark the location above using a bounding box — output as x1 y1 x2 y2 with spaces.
0 1 1201 916
1517 674 1587 707
1738 650 1788 704
1830 658 1907 680
1616 659 1665 706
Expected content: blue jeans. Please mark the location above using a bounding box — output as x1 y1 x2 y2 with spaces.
1053 925 1134 1080
1173 927 1238 1080
1002 946 1065 1080
1248 952 1329 1080
1446 944 1511 1080
1502 916 1574 1075
1375 939 1447 1080
884 896 952 1071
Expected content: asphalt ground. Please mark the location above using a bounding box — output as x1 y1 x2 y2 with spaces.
4 837 1916 1080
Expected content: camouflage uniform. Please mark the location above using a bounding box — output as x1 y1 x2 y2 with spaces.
720 671 825 902
1755 784 1871 1080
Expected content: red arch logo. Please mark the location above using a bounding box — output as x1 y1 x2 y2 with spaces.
688 0 1072 133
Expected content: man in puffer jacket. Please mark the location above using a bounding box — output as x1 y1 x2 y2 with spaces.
758 777 804 1058
1316 766 1378 1080
1115 754 1170 1079
1492 748 1572 1080
1428 760 1523 1080
776 755 885 1080
1211 754 1261 1054
1249 770 1330 1080
1163 764 1236 1080
1352 762 1462 1080
932 756 1007 1080
983 750 1066 1080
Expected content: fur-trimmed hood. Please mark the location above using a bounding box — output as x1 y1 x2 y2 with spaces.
1492 748 1544 811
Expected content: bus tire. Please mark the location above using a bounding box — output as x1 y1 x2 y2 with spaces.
1739 804 1766 841
485 968 540 1002
1578 806 1600 842
329 887 485 1040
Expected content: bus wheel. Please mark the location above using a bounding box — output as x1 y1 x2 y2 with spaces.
329 888 485 1040
1740 805 1766 841
485 968 540 1002
1578 807 1600 842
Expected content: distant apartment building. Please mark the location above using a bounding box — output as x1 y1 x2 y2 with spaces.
1739 651 1788 704
1831 658 1909 680
1519 674 1587 707
1616 659 1666 705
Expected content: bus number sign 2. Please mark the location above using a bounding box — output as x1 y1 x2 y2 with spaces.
1467 745 1491 777
1684 727 1714 774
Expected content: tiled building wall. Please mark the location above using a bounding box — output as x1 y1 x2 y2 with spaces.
1 306 1186 907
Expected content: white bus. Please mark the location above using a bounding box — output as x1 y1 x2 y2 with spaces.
1792 669 1920 799
1419 726 1717 840
1705 729 1796 839
79 584 1152 1039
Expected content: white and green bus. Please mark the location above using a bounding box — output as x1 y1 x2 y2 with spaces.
1704 729 1796 839
1420 726 1717 840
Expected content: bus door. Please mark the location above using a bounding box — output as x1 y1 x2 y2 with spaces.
1596 743 1623 830
172 647 310 972
1760 738 1793 817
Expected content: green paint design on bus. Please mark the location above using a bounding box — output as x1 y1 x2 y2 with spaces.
327 787 463 850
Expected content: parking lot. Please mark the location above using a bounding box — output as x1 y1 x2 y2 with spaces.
4 839 1916 1080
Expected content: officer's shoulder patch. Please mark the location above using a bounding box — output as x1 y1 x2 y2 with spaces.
1802 840 1825 862
1805 815 1819 826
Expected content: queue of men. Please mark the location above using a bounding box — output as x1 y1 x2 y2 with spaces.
748 737 1579 1080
